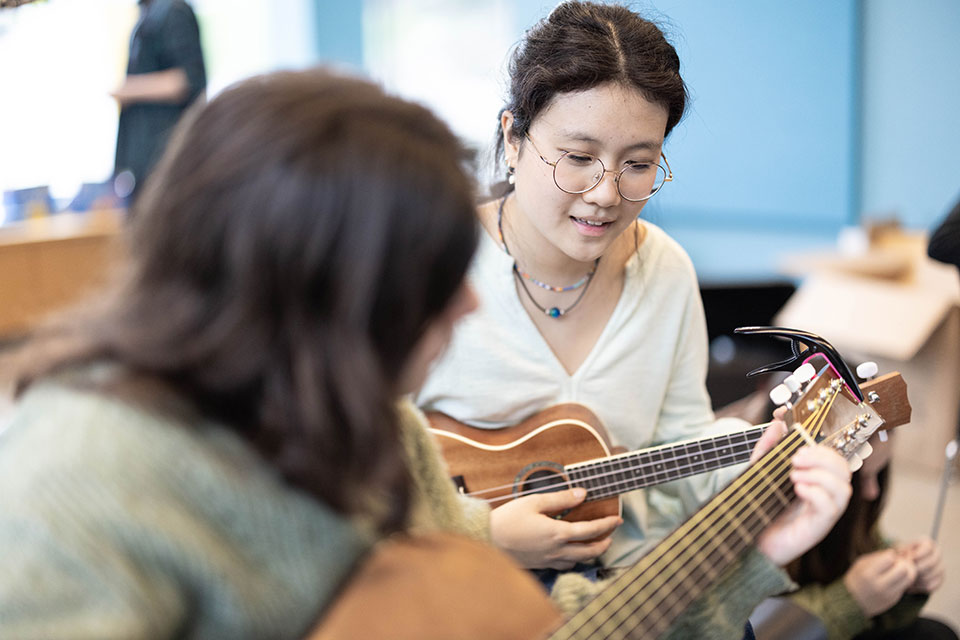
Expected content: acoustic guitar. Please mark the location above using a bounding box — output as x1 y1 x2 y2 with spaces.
427 373 904 524
311 361 910 639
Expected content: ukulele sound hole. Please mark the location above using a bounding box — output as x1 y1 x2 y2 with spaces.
515 461 568 498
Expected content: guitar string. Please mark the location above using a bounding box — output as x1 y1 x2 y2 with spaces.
577 400 832 637
562 391 837 637
636 399 853 636
565 428 809 637
563 426 813 638
648 409 872 637
557 389 835 636
632 442 806 638
556 421 808 637
461 426 768 501
649 461 799 637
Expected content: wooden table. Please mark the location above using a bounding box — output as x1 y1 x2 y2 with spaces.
0 210 123 337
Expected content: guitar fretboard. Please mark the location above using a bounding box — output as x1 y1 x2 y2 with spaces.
565 425 767 502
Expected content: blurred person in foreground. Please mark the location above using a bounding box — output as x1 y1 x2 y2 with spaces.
112 0 206 202
0 68 850 639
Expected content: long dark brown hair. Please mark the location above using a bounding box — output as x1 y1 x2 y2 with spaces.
11 69 479 533
789 466 890 584
494 1 688 180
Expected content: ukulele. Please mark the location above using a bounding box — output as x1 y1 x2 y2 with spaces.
427 373 905 524
310 359 910 640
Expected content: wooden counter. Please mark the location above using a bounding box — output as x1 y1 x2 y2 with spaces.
0 210 124 337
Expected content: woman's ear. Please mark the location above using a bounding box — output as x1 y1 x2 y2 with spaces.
500 110 520 169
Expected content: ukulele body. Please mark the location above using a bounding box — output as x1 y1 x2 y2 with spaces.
428 403 622 522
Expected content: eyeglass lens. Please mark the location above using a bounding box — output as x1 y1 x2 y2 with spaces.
553 154 667 201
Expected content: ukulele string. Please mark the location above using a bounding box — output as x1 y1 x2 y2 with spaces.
473 441 757 503
467 435 764 502
564 392 836 637
462 426 769 502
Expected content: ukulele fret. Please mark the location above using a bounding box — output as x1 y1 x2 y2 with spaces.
571 426 766 502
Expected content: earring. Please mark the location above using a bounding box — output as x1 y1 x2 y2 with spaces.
507 164 516 185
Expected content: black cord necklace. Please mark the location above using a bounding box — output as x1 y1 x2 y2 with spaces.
496 196 599 319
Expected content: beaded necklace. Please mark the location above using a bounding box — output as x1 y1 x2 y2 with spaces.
496 196 599 318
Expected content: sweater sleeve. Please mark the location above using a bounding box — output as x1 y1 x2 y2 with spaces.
396 399 492 542
787 578 871 640
787 579 929 640
550 547 793 639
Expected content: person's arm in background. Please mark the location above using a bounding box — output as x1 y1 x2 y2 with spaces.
112 68 191 106
928 197 960 268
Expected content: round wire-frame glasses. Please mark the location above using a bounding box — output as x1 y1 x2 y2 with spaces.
524 134 673 202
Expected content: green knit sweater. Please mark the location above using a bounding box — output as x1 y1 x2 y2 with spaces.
0 378 791 639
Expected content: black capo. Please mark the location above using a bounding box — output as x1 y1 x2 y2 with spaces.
733 325 865 402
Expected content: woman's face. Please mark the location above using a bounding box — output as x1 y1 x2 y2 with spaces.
502 82 669 263
398 281 478 395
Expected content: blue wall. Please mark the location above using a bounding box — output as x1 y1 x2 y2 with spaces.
313 0 364 70
636 1 861 283
860 0 960 230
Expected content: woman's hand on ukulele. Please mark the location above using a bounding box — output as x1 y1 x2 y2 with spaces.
756 445 852 566
490 488 622 570
843 548 918 617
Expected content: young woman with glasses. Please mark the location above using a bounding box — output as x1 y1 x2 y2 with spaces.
416 0 832 601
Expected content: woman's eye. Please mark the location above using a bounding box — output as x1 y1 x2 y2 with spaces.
624 162 655 174
565 153 595 166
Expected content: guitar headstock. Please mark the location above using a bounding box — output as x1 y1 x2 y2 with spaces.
769 354 910 470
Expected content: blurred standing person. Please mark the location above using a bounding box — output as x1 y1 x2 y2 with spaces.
112 0 206 203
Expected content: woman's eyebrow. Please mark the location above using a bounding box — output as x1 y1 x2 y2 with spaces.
553 131 661 153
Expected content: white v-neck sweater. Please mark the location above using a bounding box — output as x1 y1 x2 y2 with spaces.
417 221 751 567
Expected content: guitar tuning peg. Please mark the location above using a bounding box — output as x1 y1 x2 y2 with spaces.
794 363 815 383
857 441 873 459
856 361 878 380
848 454 863 472
878 430 888 442
782 375 801 394
769 384 792 407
